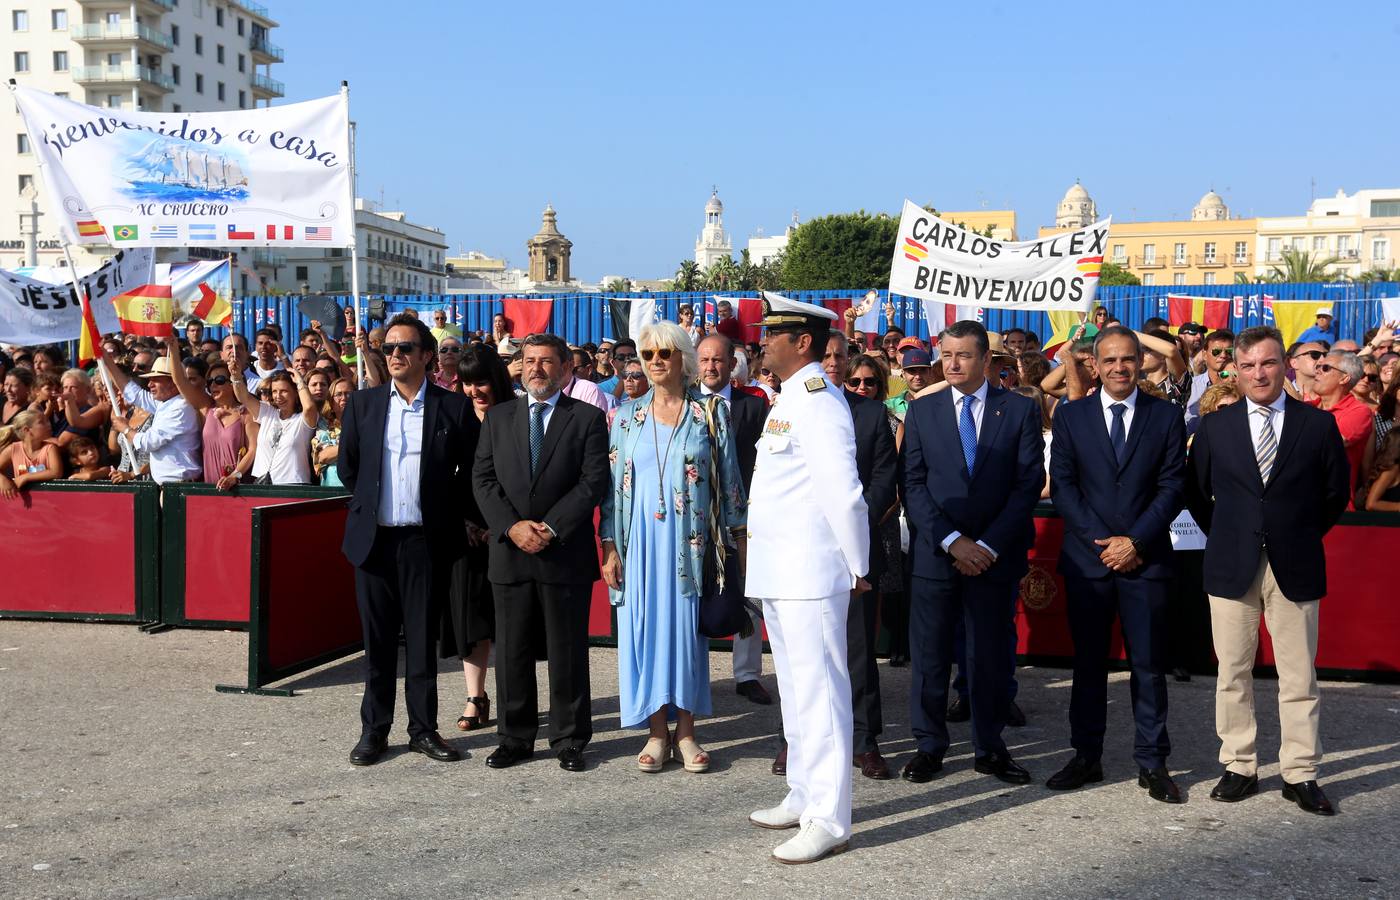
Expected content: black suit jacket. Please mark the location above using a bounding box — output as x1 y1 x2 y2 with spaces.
1186 395 1349 602
338 381 478 569
902 385 1046 582
844 388 899 580
1050 391 1186 581
471 393 610 585
726 388 767 494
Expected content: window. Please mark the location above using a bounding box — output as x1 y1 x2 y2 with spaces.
216 44 224 64
1203 272 1216 285
216 81 225 101
172 103 181 112
1142 243 1156 264
19 174 34 192
237 17 245 36
12 10 28 31
171 24 179 44
51 50 66 71
106 52 122 67
1142 273 1155 285
1291 236 1305 251
1313 236 1326 252
171 64 180 84
215 7 223 26
105 11 120 27
295 266 309 281
1204 241 1217 262
238 90 246 108
1370 200 1400 217
195 34 203 55
195 73 204 93
1234 241 1248 263
1173 273 1186 286
14 51 29 72
17 133 30 153
1173 243 1186 264
237 53 245 72
106 94 121 108
51 9 66 29
1267 237 1282 259
1373 238 1390 263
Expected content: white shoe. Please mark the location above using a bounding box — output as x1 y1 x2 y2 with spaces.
748 805 801 830
772 822 850 864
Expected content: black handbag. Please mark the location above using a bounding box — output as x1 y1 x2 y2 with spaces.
697 396 753 640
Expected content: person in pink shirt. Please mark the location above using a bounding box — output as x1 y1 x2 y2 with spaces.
561 348 611 412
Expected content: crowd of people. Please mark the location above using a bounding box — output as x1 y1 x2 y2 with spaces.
2 294 1393 864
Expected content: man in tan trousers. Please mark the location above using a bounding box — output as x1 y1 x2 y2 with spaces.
1186 326 1350 816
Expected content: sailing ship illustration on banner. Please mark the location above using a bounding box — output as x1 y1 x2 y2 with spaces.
121 135 251 203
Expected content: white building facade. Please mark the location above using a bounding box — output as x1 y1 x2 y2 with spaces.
694 189 732 270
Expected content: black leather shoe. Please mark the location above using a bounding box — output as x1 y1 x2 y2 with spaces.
1210 770 1259 802
1046 756 1103 790
1139 767 1182 804
485 744 534 769
901 750 944 783
946 696 971 722
557 746 586 772
855 750 892 780
1006 700 1027 727
349 732 387 767
975 751 1031 785
736 680 774 706
888 652 908 668
1282 780 1335 816
1171 667 1192 682
772 744 788 776
408 732 461 762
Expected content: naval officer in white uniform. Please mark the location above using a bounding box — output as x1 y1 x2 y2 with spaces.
745 293 870 864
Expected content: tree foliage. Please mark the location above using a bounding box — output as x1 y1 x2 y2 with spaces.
1268 248 1342 283
670 259 701 292
1097 262 1140 286
780 211 900 290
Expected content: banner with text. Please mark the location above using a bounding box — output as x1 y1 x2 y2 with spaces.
0 248 154 344
12 86 352 249
889 199 1111 312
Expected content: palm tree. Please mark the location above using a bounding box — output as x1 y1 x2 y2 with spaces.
735 249 758 291
703 255 739 291
672 259 701 292
1268 248 1342 283
604 277 631 293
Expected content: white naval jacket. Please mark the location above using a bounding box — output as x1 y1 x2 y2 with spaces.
745 361 870 599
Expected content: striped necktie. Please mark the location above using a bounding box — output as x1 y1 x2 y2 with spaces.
1255 407 1277 482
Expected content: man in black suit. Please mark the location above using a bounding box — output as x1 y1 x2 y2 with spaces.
339 313 478 766
472 333 610 772
697 334 772 707
1046 326 1187 803
1187 325 1350 816
901 320 1045 785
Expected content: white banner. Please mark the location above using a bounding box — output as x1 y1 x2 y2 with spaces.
889 199 1111 312
12 86 352 248
0 249 154 344
1168 509 1207 552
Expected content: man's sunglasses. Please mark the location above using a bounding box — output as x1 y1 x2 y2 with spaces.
1315 363 1339 374
382 341 420 356
1292 350 1324 361
846 377 879 389
1209 347 1234 358
640 348 673 362
439 345 462 354
621 372 647 381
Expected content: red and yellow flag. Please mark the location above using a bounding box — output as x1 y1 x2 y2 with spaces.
1167 294 1230 332
112 284 174 336
77 291 102 367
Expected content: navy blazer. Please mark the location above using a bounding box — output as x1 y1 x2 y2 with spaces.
337 381 477 569
902 384 1045 582
727 388 767 494
844 388 899 580
1185 395 1349 602
1049 391 1187 581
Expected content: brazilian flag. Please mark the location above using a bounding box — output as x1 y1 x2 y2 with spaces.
114 224 138 242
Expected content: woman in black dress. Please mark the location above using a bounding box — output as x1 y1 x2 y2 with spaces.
441 344 514 730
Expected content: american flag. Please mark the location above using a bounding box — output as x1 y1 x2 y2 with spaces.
305 226 332 241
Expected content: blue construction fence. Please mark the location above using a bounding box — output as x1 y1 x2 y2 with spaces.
201 282 1397 348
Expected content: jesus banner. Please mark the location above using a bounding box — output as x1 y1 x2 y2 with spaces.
889 199 1111 312
12 86 352 249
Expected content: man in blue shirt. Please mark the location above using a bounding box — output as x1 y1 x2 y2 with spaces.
1294 307 1337 346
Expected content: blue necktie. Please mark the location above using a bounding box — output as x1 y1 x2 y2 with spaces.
1109 402 1127 464
959 394 978 475
529 402 545 476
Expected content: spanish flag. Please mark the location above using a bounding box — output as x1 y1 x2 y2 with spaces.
1167 294 1230 332
112 284 174 336
77 291 102 367
76 219 105 238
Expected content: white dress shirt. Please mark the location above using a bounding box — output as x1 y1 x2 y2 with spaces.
1100 386 1139 439
700 382 733 406
121 381 202 484
940 379 997 558
526 389 562 435
378 379 427 526
1245 391 1288 450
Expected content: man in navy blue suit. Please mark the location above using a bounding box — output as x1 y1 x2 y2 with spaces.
901 320 1045 785
1045 326 1188 803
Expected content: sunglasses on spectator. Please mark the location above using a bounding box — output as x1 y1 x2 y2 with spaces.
640 348 673 362
760 368 773 377
439 345 462 354
621 372 647 381
1315 363 1339 374
846 377 879 389
613 351 637 360
1292 350 1324 361
382 341 420 356
208 375 231 386
1209 347 1234 358
1362 373 1380 383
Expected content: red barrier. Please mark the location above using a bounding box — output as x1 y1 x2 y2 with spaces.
0 482 159 622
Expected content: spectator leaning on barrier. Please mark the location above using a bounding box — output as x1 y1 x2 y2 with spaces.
102 338 202 485
65 436 111 482
1361 431 1400 512
0 409 63 499
1307 351 1374 501
56 369 105 450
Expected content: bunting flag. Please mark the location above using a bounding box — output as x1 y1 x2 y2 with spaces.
1266 299 1326 348
729 297 764 343
501 297 554 338
112 284 174 336
920 300 983 339
1167 294 1230 331
608 297 657 341
1041 309 1087 356
160 259 232 325
77 291 101 367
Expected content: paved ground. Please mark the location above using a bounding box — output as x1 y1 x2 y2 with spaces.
1 620 1397 899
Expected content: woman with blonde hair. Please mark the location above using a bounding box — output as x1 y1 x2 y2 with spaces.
600 320 746 773
0 410 64 499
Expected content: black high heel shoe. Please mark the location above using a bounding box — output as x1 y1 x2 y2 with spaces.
456 695 491 731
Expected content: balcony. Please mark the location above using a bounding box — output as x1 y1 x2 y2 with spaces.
251 72 284 97
230 1 275 23
1195 254 1226 268
1337 248 1360 260
249 34 284 63
72 22 173 52
1109 256 1130 268
1170 255 1190 267
252 249 286 267
1134 255 1164 269
72 63 173 92
1230 253 1252 267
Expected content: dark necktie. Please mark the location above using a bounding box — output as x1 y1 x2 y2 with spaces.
1109 402 1127 464
529 402 545 476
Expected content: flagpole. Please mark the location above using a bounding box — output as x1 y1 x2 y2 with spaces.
342 81 364 386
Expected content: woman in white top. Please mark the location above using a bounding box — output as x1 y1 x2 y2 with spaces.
231 369 317 485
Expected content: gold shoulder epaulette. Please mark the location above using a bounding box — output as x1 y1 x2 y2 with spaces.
805 377 826 393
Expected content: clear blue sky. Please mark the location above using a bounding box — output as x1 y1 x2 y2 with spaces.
274 1 1400 282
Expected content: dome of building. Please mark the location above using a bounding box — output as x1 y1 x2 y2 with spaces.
705 190 723 214
1055 180 1096 229
1191 190 1228 221
1062 182 1090 203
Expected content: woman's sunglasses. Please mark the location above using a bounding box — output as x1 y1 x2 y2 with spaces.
846 377 879 389
208 375 231 386
640 348 673 362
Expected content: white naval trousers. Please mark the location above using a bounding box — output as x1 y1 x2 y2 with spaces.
762 592 853 841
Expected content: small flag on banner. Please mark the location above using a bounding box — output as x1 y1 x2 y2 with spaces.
189 224 217 241
227 224 256 241
113 284 174 336
114 224 138 241
305 226 332 241
76 220 105 237
266 224 294 241
150 225 178 239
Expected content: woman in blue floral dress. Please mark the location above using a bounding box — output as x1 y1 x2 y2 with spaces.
600 321 746 774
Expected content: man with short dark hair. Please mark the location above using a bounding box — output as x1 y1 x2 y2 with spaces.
714 300 742 342
1176 322 1206 374
597 339 636 398
220 332 262 390
1187 326 1349 816
1185 329 1235 432
289 345 316 382
252 327 284 381
1288 340 1328 399
1002 328 1028 355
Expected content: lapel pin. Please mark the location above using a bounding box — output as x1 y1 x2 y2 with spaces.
995 410 1002 416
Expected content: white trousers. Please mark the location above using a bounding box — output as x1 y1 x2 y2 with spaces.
731 608 764 682
763 593 853 841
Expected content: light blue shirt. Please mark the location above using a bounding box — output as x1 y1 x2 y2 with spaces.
378 379 427 526
526 389 562 436
121 381 202 484
940 380 997 559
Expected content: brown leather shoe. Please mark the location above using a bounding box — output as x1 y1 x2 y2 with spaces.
771 745 788 776
854 749 892 780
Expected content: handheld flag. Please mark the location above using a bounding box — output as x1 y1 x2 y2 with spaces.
113 284 174 336
77 291 101 367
